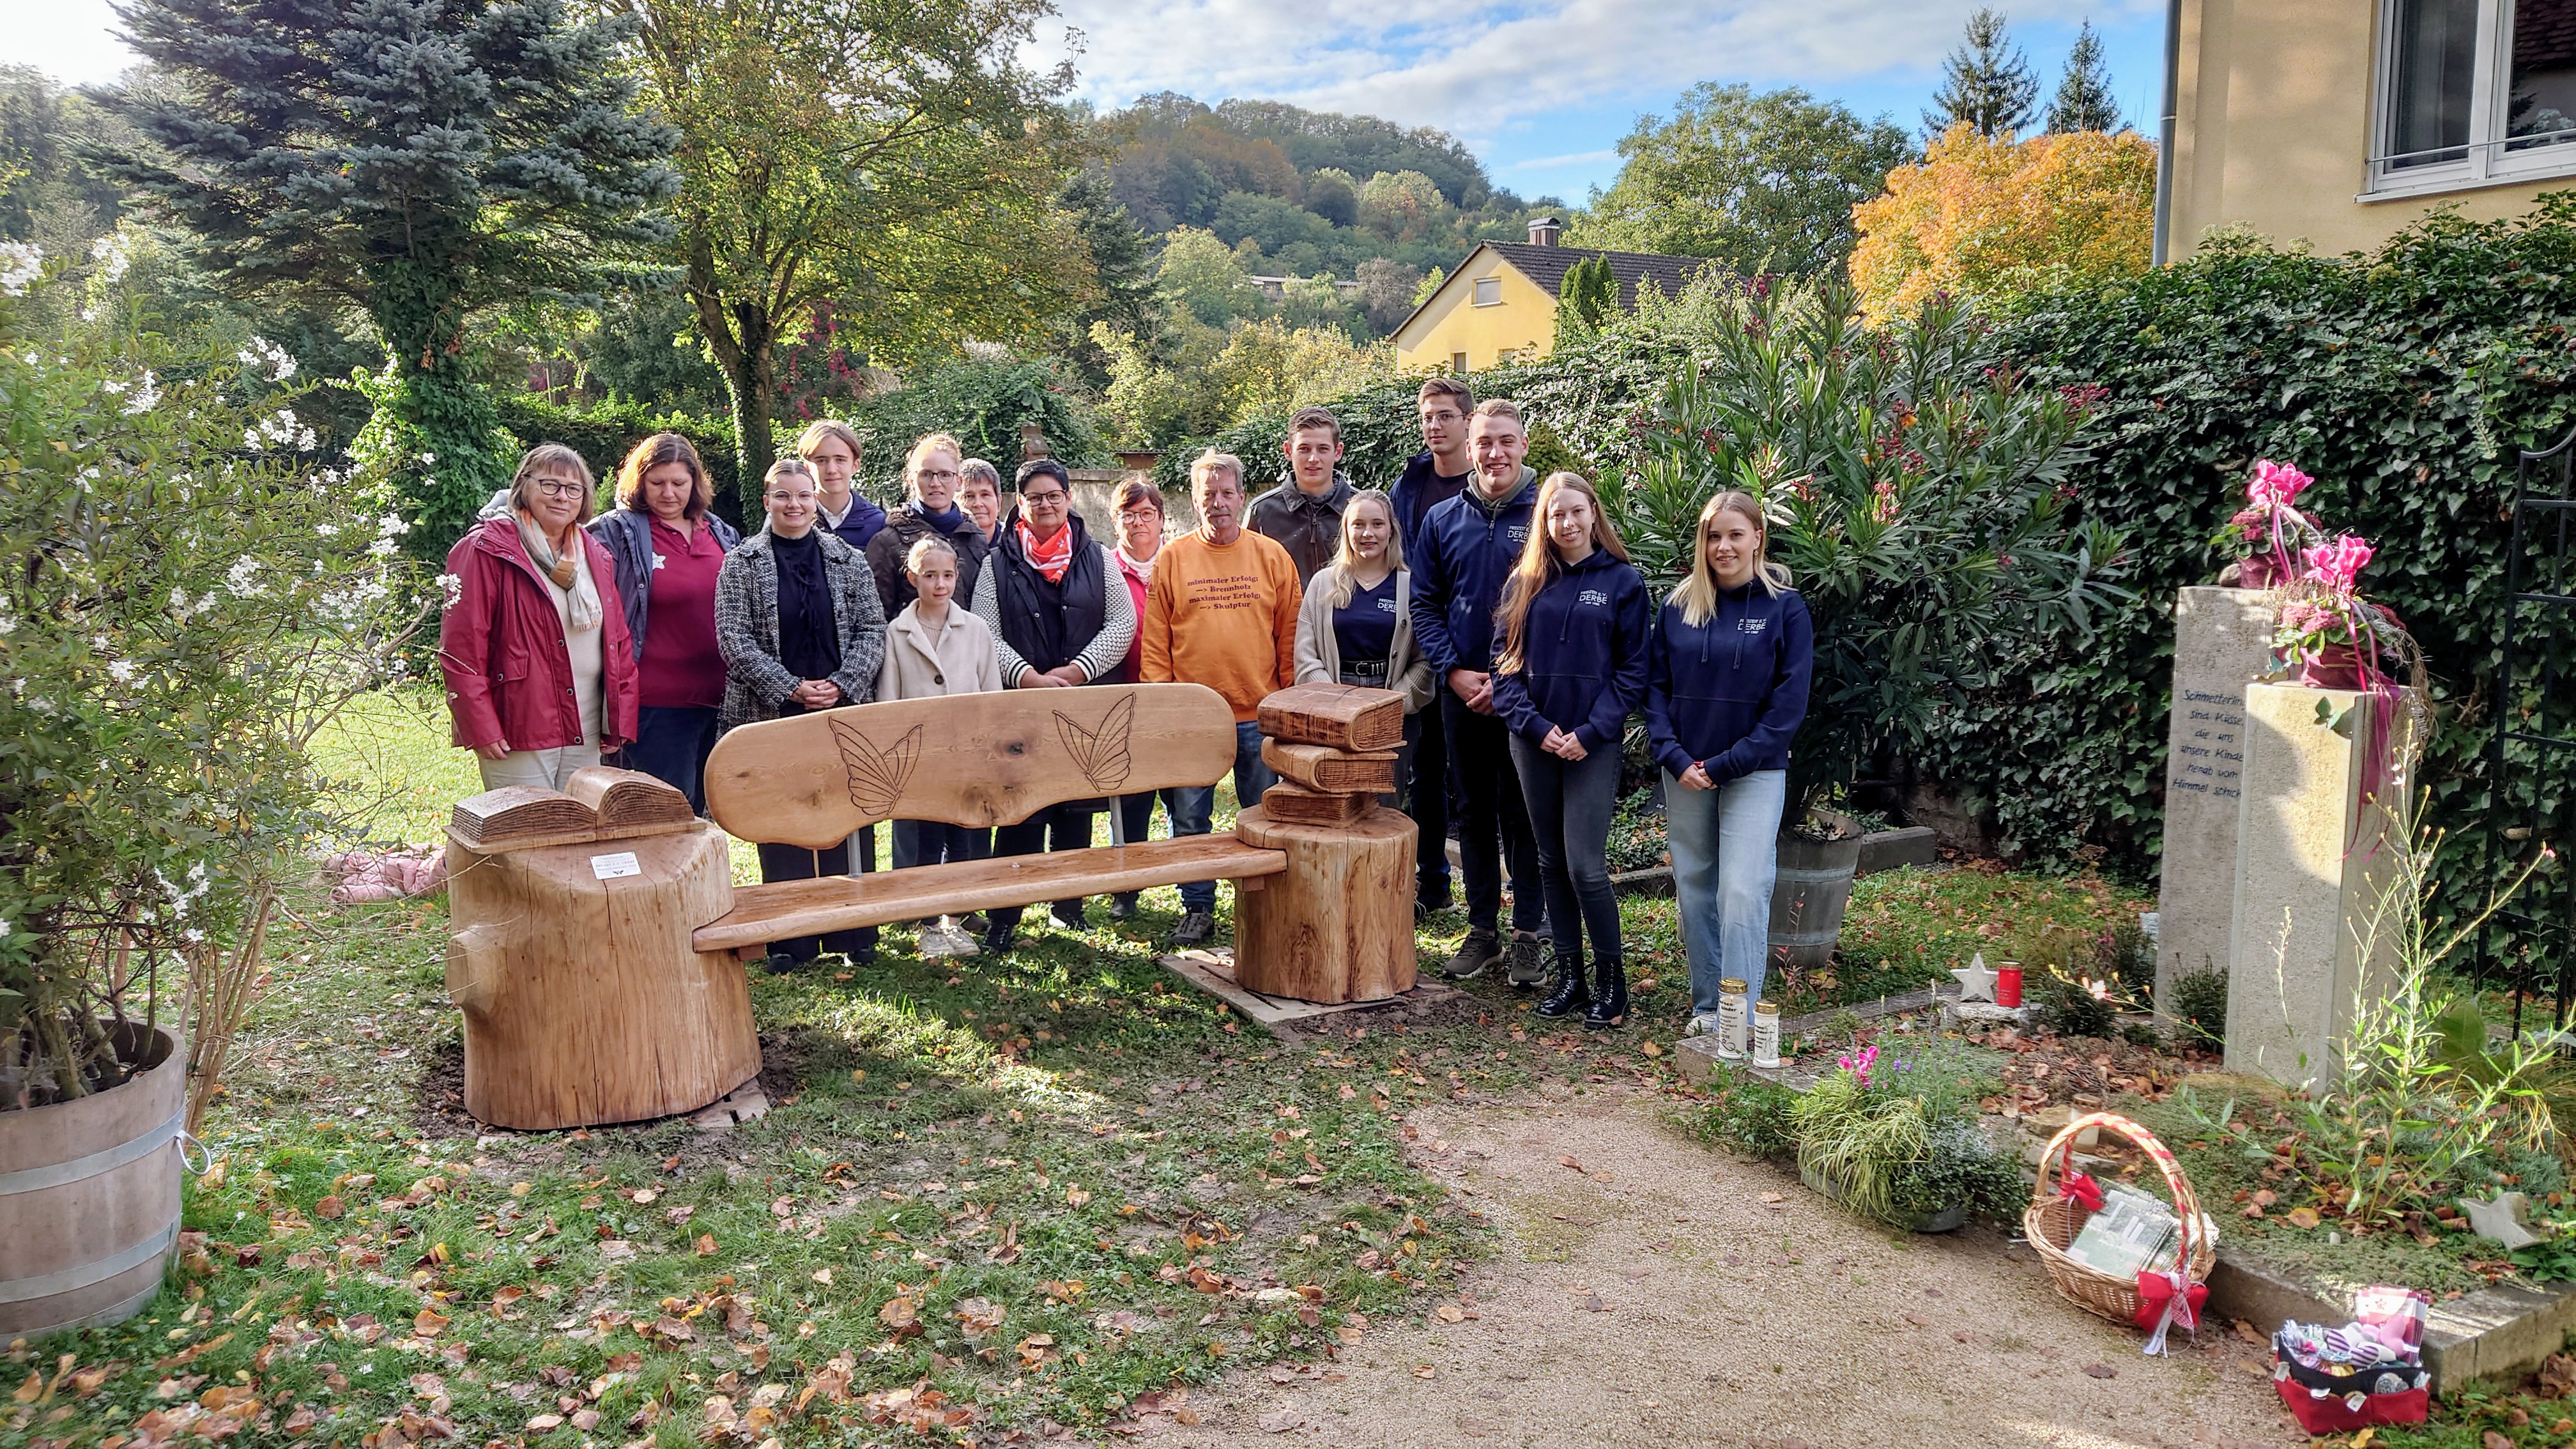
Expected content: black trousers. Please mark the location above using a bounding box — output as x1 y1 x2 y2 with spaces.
1409 698 1453 897
989 803 1100 930
1440 693 1542 935
756 824 876 962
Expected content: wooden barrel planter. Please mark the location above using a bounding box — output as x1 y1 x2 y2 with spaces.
1768 823 1865 974
0 1023 185 1337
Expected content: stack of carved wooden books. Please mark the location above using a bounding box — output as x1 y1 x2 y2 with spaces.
1254 683 1406 826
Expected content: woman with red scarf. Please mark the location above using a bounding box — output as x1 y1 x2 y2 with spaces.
967 459 1135 951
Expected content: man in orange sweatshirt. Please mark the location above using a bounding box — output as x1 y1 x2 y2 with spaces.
1145 448 1303 946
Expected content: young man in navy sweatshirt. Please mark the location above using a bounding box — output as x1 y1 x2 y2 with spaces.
1409 399 1548 983
1388 378 1476 916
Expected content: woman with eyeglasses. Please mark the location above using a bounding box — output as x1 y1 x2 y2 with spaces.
864 433 991 622
588 432 740 813
440 443 638 792
714 457 890 972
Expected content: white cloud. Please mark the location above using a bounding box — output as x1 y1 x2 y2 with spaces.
1512 150 1620 171
1045 0 2161 141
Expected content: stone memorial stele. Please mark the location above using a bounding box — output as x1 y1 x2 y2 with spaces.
2221 681 2416 1090
2154 587 2276 1016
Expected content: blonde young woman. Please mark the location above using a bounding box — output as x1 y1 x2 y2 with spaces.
1489 473 1652 1029
1293 489 1433 819
1645 491 1811 1047
440 443 638 791
864 433 990 622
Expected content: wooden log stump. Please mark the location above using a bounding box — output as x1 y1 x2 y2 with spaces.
1233 804 1417 1004
443 822 757 1130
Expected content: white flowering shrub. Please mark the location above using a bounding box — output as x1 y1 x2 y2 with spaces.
0 281 430 1112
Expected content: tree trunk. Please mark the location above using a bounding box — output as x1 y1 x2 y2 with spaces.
370 257 507 560
687 229 779 527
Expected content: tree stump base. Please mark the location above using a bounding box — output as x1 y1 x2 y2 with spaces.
443 822 758 1130
1232 804 1417 1004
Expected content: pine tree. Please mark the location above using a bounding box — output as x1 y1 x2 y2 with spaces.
98 0 677 555
1923 7 2040 142
2047 22 2124 134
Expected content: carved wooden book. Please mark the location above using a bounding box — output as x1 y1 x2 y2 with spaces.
1256 683 1405 752
1259 781 1370 826
1261 739 1398 795
566 766 695 832
449 786 600 851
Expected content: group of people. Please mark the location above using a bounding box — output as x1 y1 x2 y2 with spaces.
436 379 1813 1044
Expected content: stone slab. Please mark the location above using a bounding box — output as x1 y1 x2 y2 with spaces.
2202 1248 2576 1394
2154 587 2276 1015
2222 682 2414 1089
1856 826 1940 875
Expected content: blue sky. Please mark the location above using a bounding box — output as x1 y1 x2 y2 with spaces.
19 0 2170 203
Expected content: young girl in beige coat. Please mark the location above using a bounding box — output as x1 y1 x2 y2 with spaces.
873 535 1004 949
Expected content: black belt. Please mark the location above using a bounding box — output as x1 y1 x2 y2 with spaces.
1338 661 1390 687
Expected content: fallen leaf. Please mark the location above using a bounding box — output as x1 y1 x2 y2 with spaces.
1257 1409 1305 1433
2485 1433 2513 1449
1435 1304 1465 1323
811 1268 834 1285
413 1308 450 1337
1558 1155 1585 1173
696 1234 718 1256
1759 1192 1785 1204
528 1412 565 1431
1640 1041 1663 1058
314 1195 344 1220
2285 1206 2322 1230
2082 1364 2117 1380
1412 1365 1436 1379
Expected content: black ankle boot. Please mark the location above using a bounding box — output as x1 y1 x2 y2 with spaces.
1535 956 1589 1018
1583 958 1629 1030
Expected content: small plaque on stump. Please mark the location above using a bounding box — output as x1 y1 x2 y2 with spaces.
1261 739 1399 794
1261 781 1369 826
1256 683 1404 752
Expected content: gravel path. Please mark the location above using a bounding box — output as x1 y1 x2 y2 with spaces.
1135 1089 2298 1448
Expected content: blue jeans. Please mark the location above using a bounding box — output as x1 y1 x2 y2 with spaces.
1664 768 1786 1015
620 705 718 813
1169 721 1275 912
1510 735 1622 969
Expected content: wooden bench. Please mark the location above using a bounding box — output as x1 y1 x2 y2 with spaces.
443 682 1418 1130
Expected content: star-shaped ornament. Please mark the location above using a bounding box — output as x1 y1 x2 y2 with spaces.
1951 953 1997 1004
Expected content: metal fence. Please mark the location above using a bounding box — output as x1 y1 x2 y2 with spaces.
2481 423 2576 1032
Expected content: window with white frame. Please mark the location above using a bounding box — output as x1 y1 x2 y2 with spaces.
1471 277 1501 305
2373 0 2576 193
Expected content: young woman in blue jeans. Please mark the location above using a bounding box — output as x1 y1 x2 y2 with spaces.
1491 473 1652 1029
1644 490 1813 1050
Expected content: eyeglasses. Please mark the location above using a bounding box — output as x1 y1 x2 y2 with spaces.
768 490 818 504
1022 490 1068 505
917 469 960 484
529 478 585 498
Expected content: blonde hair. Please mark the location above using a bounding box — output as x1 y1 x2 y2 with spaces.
510 443 597 521
904 433 964 493
1672 489 1790 625
762 457 816 495
1493 472 1627 675
1190 449 1245 493
905 534 958 572
613 432 710 518
1323 489 1405 608
795 419 863 463
1470 398 1524 429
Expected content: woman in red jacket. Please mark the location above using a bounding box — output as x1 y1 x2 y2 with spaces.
439 443 640 791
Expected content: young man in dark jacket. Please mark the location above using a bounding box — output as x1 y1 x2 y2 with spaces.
1409 399 1548 985
969 459 1138 951
1245 406 1353 584
1388 378 1475 916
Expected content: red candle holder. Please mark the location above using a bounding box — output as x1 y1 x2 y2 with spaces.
1995 963 2023 1008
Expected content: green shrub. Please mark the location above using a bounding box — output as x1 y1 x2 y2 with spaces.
2034 969 2120 1039
1892 1121 2028 1226
848 354 1108 497
495 393 746 519
1689 1066 1800 1159
2170 968 2228 1050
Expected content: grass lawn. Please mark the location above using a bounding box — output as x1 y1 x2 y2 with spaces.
1780 859 2154 1017
10 693 2174 1448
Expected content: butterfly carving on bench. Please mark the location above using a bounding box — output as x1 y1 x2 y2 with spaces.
829 718 923 818
1055 694 1137 793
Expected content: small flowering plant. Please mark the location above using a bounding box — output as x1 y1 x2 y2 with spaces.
2211 459 2324 583
2269 533 2411 679
0 275 431 1114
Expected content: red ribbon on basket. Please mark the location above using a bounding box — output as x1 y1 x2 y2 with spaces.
2136 1266 2206 1354
2057 1170 2105 1212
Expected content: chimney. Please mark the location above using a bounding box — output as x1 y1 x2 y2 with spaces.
1526 215 1562 247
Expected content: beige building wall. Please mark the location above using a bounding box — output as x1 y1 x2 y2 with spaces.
1392 247 1560 374
2170 0 2575 257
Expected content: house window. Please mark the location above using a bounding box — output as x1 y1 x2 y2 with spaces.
2372 0 2576 193
1471 277 1501 306
1451 351 1469 375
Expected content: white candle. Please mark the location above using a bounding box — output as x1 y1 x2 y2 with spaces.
1717 977 1748 1058
1752 1001 1782 1069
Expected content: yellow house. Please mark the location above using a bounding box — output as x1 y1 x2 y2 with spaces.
2163 0 2576 259
1392 218 1712 374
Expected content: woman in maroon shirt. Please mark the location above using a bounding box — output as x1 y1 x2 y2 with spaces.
589 433 742 812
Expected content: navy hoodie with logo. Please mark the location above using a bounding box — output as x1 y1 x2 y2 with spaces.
1409 467 1537 678
1644 581 1814 785
1491 549 1653 752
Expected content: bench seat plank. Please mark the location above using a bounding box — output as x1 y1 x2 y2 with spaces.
694 835 1287 953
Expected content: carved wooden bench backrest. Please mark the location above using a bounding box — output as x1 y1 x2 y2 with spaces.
702 682 1240 850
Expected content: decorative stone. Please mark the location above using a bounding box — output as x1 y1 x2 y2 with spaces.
2154 587 2276 1016
2458 1191 2547 1250
1951 953 1997 1003
2221 682 2418 1090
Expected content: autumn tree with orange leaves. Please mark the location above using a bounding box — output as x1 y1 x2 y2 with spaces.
1849 124 2155 323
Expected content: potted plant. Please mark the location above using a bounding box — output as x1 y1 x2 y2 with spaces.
2270 534 2413 691
1614 279 2133 976
0 257 424 1335
1788 1043 2023 1231
2210 459 2322 588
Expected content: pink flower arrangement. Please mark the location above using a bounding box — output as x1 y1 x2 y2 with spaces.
1835 1043 1880 1087
2212 459 2324 571
2248 459 2313 510
2301 534 2374 594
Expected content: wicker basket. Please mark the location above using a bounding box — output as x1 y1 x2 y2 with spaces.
2022 1110 2214 1326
